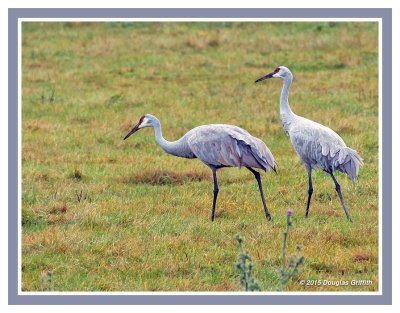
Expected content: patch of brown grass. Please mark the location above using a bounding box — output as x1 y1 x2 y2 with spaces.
49 204 67 215
310 261 333 273
116 169 210 185
208 39 219 47
354 251 371 262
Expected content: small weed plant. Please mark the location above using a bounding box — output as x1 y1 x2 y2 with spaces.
236 210 304 291
235 234 261 291
276 210 305 291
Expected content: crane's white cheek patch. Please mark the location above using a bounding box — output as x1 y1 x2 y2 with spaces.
140 119 150 128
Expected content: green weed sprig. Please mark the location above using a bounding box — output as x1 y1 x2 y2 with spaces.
235 210 304 292
276 210 305 291
235 234 261 291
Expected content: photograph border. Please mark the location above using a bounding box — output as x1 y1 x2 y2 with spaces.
9 8 392 305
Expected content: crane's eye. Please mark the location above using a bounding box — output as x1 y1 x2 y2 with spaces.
274 67 280 73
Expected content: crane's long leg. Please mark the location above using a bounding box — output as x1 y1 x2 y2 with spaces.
246 167 272 221
211 167 219 222
305 168 313 218
329 172 352 222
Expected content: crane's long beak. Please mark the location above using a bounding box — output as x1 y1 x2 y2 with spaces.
255 72 274 83
123 123 140 140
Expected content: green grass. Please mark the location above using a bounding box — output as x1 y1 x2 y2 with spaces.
21 22 379 291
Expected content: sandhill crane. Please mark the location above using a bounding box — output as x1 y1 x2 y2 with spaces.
123 114 278 221
255 66 363 222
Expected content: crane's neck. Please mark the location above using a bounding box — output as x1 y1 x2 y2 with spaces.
153 122 193 158
280 76 294 115
279 76 295 135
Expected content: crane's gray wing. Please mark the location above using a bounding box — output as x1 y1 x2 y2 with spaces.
289 117 363 181
226 125 278 172
186 125 277 172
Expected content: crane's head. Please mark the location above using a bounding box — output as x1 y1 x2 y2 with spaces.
255 66 292 83
123 114 157 140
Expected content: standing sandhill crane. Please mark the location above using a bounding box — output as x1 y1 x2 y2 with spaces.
255 66 363 222
123 114 278 221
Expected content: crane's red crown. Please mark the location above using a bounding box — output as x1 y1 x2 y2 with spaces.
139 115 145 124
274 67 280 74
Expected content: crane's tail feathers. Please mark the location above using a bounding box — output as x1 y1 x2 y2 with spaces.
252 153 270 172
262 148 278 174
272 160 279 173
338 147 364 183
254 150 278 174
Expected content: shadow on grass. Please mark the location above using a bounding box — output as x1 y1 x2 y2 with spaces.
116 170 210 186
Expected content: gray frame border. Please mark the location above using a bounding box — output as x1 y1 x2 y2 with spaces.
9 8 392 305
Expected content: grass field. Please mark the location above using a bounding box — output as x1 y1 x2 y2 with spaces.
21 22 379 291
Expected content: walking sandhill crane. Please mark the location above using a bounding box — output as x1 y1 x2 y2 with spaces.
123 114 278 221
255 66 363 222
